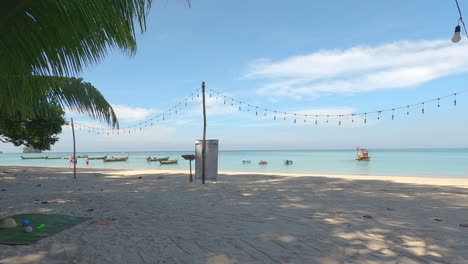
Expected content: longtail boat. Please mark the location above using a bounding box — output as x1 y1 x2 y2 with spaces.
259 160 268 165
45 157 62 159
88 156 107 160
159 158 178 165
21 156 47 159
104 156 129 162
147 156 170 162
355 147 371 161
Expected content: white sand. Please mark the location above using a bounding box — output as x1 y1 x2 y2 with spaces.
1 166 468 264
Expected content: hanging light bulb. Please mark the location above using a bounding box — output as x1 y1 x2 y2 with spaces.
452 25 462 43
454 93 457 106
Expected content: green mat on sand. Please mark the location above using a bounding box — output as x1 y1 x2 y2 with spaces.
0 214 91 245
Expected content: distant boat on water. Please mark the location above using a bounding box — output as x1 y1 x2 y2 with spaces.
259 160 268 165
104 156 129 162
284 160 293 165
242 160 251 164
147 156 170 162
45 157 62 159
159 158 178 165
88 156 107 160
21 156 47 159
356 147 371 161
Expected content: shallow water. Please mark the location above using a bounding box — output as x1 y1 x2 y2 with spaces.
1 149 467 178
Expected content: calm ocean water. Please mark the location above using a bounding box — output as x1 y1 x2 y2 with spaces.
1 149 467 178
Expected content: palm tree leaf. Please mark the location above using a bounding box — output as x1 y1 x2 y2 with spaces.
0 0 153 77
0 75 118 128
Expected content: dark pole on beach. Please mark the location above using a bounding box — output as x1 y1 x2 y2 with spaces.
189 160 193 182
202 81 207 184
71 118 76 179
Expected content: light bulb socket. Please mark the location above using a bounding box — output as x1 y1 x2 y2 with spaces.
455 25 461 33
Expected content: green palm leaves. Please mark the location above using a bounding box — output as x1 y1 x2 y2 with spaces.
0 0 159 128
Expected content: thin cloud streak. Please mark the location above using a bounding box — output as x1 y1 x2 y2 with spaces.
245 39 468 98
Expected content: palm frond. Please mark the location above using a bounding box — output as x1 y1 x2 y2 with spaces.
0 75 118 128
0 0 153 77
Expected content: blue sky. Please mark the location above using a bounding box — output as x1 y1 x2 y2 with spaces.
3 0 468 152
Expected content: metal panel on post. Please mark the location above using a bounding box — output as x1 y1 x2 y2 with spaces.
195 139 218 182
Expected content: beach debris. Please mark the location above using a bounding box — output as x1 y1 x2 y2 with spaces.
36 224 45 229
362 215 373 219
96 222 108 225
0 218 17 229
86 209 94 212
36 184 41 187
22 220 32 232
434 218 443 222
460 224 468 227
138 176 142 179
41 201 49 204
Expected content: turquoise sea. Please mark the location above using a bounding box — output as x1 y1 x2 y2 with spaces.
0 149 467 178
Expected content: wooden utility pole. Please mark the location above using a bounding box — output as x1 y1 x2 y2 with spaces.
71 118 76 179
202 81 207 184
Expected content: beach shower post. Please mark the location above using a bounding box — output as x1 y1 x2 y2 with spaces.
202 81 207 184
71 118 76 179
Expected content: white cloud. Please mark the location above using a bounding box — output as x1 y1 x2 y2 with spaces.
245 39 468 98
111 104 155 122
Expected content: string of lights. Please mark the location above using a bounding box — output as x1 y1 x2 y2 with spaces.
68 88 201 135
206 87 467 126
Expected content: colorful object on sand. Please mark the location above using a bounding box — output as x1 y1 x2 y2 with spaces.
0 214 91 245
0 218 17 229
21 220 30 227
96 222 108 225
35 224 45 229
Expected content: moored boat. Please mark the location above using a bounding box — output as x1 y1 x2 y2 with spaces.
159 158 178 165
147 156 170 162
21 156 47 159
104 156 129 162
355 147 371 160
45 157 62 159
88 156 107 160
284 160 293 165
259 160 268 165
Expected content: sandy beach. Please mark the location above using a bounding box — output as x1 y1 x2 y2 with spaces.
1 166 468 264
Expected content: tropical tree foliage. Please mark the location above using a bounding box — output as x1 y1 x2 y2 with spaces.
0 103 65 150
0 0 172 127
